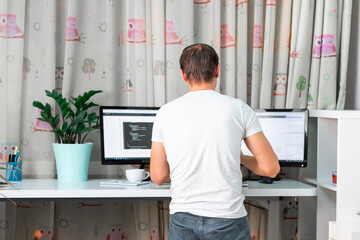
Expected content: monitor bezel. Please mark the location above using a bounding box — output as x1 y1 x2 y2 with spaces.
254 109 308 168
100 106 160 165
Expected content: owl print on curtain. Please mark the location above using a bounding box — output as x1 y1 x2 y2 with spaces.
0 13 24 38
150 227 160 240
55 67 64 92
106 224 128 240
1 144 16 161
220 24 235 48
165 20 185 45
66 16 85 42
127 19 146 43
253 24 262 49
33 226 54 240
282 200 298 220
321 34 336 57
273 73 287 96
32 108 53 132
312 34 336 59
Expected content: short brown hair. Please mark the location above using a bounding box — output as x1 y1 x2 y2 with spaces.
179 43 219 84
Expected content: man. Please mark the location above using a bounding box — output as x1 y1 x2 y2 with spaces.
150 43 279 240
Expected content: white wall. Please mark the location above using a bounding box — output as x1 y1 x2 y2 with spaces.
345 0 360 109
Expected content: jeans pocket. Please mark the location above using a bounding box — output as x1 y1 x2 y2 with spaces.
169 222 194 240
210 224 242 240
213 222 241 233
210 218 251 240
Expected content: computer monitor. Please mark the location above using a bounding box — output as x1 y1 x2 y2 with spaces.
241 109 308 167
100 106 159 166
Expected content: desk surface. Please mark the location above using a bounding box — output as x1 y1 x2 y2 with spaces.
0 179 316 199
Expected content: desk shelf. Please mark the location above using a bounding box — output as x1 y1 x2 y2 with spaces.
317 180 337 192
304 178 337 192
303 110 360 240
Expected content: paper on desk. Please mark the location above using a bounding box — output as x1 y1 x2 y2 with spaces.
100 180 150 186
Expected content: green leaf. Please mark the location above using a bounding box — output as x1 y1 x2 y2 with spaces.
33 101 45 110
54 115 60 127
62 107 70 118
53 128 64 137
49 116 55 127
75 122 85 132
80 127 94 134
52 89 58 98
60 101 68 111
74 90 102 109
61 121 68 132
44 103 52 116
36 117 48 122
40 111 49 121
87 112 98 121
74 111 86 124
82 102 99 111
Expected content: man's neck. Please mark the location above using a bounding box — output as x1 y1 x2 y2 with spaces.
188 79 217 92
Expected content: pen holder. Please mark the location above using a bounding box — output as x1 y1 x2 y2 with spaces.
6 162 23 182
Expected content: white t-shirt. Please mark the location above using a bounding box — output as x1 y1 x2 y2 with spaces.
151 90 262 218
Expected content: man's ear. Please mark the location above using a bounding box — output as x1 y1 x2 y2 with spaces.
214 64 220 78
180 69 188 83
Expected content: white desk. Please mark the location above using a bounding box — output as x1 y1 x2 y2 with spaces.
0 179 316 240
0 178 316 198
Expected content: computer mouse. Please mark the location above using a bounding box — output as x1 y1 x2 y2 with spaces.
259 176 273 184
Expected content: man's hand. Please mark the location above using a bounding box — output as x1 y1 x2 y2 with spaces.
150 141 170 185
241 131 280 178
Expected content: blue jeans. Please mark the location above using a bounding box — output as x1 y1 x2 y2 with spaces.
168 212 251 240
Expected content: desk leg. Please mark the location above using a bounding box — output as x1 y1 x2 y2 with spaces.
254 198 280 240
0 202 5 240
267 199 280 240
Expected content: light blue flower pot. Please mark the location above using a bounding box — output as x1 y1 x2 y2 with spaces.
52 143 93 183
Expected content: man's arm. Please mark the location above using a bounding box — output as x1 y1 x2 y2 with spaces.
150 141 170 185
241 131 280 178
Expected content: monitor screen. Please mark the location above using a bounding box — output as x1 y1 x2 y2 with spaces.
241 109 308 167
100 106 159 165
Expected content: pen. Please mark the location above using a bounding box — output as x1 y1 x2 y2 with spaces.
4 155 8 162
14 152 19 163
14 146 18 155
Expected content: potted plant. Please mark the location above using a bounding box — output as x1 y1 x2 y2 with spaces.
33 89 102 182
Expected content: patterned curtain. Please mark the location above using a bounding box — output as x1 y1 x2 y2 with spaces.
0 0 353 239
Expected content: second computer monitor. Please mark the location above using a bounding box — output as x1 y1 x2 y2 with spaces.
241 109 308 167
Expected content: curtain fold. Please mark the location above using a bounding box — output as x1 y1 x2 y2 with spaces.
250 0 263 109
260 0 276 109
286 0 315 108
337 0 353 110
272 0 292 109
0 0 26 164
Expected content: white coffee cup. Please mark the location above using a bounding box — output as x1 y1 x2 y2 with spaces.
125 169 150 182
